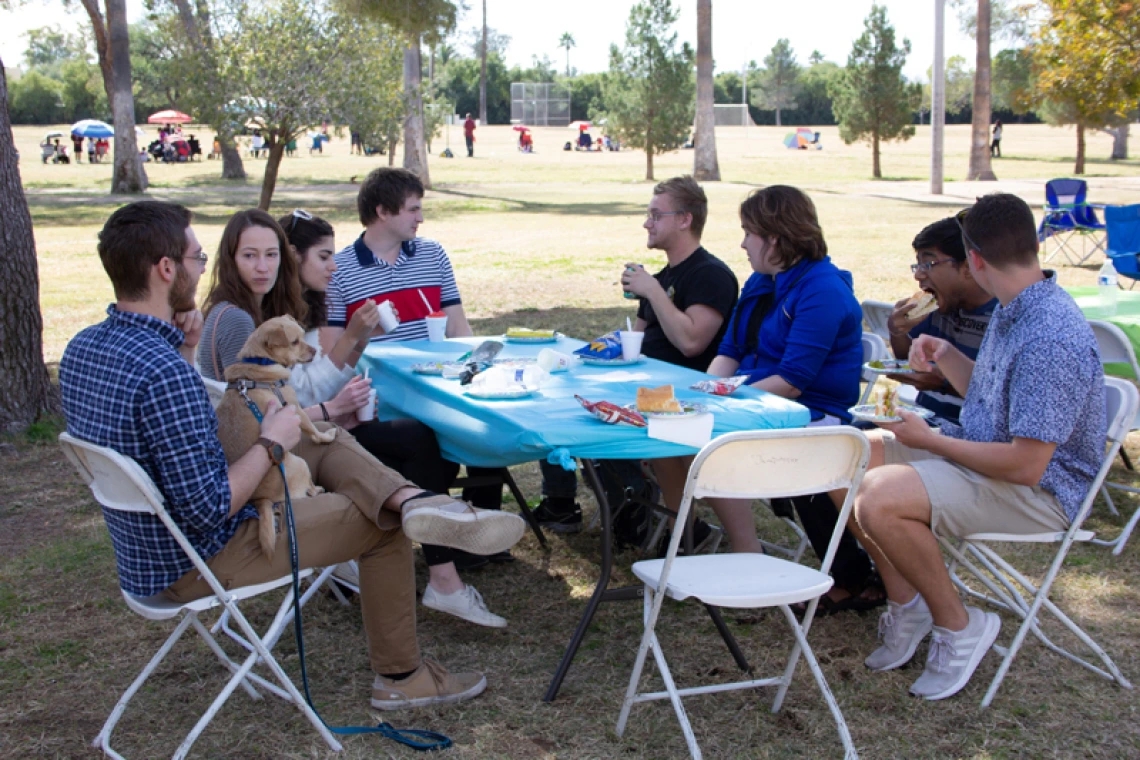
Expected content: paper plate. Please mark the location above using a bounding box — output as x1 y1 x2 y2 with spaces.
579 354 646 367
504 332 559 344
464 387 539 400
848 403 935 424
863 359 919 375
624 401 707 419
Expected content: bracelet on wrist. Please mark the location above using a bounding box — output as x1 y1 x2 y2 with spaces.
319 402 330 422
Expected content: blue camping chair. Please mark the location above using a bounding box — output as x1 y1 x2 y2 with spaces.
1105 204 1140 290
1038 178 1107 266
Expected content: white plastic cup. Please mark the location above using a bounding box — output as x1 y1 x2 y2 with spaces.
619 330 644 361
356 388 377 422
377 300 400 333
425 315 448 342
537 348 573 372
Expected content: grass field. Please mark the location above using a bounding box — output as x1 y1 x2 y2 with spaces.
3 121 1140 759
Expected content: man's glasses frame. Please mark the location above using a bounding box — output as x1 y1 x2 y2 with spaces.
956 208 984 258
185 252 209 265
645 210 682 224
910 258 957 275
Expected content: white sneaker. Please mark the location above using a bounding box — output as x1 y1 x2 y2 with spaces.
401 494 525 556
909 606 1001 700
864 596 934 672
422 584 507 628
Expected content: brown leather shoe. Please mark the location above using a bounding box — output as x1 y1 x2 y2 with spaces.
371 657 487 711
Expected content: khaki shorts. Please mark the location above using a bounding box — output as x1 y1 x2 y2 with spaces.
880 435 1069 538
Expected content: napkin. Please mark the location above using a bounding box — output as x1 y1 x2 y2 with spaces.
647 412 714 448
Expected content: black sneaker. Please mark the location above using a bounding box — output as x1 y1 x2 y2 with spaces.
655 518 722 558
532 499 583 534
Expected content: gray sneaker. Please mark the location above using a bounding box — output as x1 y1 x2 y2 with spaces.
864 596 934 672
401 494 525 556
909 606 1001 700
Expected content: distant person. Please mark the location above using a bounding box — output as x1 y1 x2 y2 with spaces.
990 120 1003 158
72 133 84 163
351 130 363 155
53 139 70 164
187 135 202 161
463 113 476 157
251 130 265 159
310 132 324 155
577 131 592 150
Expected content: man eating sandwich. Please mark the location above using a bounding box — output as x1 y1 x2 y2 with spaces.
885 217 998 427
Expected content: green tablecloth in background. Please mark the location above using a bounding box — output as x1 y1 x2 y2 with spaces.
1067 286 1140 378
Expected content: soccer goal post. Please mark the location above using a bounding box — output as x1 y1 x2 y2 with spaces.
713 104 757 127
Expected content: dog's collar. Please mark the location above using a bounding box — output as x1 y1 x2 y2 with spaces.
240 357 279 366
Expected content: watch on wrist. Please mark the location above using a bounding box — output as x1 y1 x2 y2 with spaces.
256 437 285 466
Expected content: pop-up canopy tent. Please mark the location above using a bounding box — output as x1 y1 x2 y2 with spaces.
783 128 822 150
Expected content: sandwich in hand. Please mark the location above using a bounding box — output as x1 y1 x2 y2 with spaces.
874 387 901 418
636 384 683 413
905 290 939 320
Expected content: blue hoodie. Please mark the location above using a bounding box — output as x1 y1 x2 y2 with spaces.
718 256 863 422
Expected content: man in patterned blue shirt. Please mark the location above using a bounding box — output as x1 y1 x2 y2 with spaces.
60 201 524 711
846 193 1105 701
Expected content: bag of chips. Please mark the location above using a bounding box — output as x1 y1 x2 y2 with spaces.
572 331 623 360
690 375 747 396
575 395 647 428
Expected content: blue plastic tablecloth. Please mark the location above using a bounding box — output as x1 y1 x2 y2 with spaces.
358 335 811 468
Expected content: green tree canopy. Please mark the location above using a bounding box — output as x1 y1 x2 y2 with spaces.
829 4 921 178
595 0 694 181
752 38 800 127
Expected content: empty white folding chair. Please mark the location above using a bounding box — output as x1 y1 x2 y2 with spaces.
59 433 342 760
860 299 893 343
616 427 870 759
859 331 888 405
1087 320 1140 553
940 376 1137 708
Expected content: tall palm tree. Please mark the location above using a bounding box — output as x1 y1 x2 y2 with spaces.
968 0 996 180
479 0 487 124
693 0 720 180
559 32 575 77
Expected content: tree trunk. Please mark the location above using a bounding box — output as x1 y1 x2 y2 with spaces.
258 139 287 211
1106 124 1128 160
479 0 488 125
219 133 247 179
872 132 881 178
0 57 57 433
402 37 431 188
107 0 147 193
692 0 720 181
79 0 113 103
967 0 996 181
775 108 782 127
1075 123 1086 175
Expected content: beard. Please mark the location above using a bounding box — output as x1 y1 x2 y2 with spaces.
168 263 196 313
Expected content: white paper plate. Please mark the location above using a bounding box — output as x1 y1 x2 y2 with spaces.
504 332 560 344
412 361 465 375
579 354 646 367
863 359 920 376
624 401 707 419
464 387 539 400
848 403 935 424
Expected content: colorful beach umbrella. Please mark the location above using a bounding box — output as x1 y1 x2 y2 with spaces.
147 109 194 124
70 119 114 138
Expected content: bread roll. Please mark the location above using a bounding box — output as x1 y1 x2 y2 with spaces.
906 291 939 320
637 384 682 413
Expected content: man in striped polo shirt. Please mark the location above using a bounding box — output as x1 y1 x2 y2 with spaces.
885 217 998 426
324 168 472 342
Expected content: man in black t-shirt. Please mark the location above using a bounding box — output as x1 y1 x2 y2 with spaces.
535 176 739 540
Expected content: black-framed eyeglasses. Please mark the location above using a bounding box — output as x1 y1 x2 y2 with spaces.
289 208 313 234
910 258 956 274
645 211 681 223
956 208 983 257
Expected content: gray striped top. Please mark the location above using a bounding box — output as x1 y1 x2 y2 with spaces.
197 302 256 381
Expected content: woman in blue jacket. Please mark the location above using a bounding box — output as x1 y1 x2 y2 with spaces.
657 186 880 612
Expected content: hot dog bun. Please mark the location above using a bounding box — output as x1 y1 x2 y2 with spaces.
637 384 682 413
906 291 939 320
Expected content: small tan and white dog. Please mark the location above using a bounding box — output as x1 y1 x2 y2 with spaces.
215 315 337 560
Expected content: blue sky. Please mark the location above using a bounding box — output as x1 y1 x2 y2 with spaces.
3 0 982 81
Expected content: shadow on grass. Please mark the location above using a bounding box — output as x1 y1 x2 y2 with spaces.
469 305 638 342
434 187 645 218
997 155 1140 169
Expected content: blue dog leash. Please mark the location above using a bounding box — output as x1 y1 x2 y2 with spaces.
238 391 452 752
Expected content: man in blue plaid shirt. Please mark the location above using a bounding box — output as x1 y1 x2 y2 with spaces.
60 201 525 711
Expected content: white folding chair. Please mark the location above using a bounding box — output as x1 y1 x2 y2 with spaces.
59 433 342 760
1087 320 1140 553
616 427 869 759
860 299 893 343
939 376 1137 708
